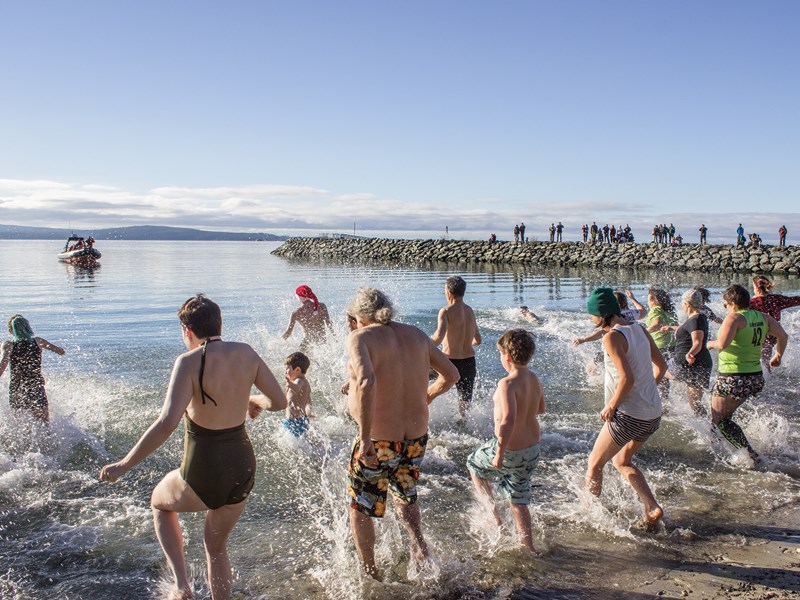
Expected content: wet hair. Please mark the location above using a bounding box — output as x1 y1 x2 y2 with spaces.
7 314 34 341
445 276 467 298
177 294 222 339
723 284 750 309
681 289 703 309
497 328 536 365
693 286 711 304
752 275 773 295
613 291 629 310
348 287 396 325
648 288 675 313
284 351 311 374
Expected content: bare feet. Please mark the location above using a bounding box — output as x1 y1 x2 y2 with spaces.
362 563 383 582
643 505 663 532
166 586 192 600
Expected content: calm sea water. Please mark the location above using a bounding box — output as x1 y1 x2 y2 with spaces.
1 240 799 599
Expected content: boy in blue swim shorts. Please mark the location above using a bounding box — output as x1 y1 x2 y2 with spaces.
467 329 545 551
281 352 313 436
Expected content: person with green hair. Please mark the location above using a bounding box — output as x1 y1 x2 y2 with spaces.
583 288 668 531
0 314 65 422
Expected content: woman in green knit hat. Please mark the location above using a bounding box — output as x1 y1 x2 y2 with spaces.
584 288 668 530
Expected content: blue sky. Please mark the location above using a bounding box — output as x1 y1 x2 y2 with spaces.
1 1 798 241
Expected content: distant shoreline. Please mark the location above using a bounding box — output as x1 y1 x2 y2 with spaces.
0 224 287 242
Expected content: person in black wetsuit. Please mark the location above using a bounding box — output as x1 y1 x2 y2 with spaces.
0 314 65 423
100 295 287 600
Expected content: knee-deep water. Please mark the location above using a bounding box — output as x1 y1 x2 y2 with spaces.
1 240 799 599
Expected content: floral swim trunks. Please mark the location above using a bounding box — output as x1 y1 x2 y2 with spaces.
466 437 540 505
711 373 765 401
347 433 428 518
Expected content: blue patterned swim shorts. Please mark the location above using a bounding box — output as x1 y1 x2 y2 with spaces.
466 438 540 505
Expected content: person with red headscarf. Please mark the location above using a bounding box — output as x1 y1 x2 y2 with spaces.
282 285 333 348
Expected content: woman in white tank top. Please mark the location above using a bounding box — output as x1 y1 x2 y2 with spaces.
584 288 668 531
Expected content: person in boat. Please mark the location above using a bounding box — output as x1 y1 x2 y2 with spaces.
282 285 334 348
100 295 287 600
584 287 667 531
0 314 65 423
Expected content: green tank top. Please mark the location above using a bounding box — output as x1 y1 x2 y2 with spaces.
718 309 766 374
646 306 677 349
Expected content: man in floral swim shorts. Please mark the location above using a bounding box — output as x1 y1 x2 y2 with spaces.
348 434 428 517
345 288 459 579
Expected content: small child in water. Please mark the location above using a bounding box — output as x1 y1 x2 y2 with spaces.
467 329 545 551
282 352 313 436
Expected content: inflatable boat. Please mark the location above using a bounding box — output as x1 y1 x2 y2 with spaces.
57 235 101 266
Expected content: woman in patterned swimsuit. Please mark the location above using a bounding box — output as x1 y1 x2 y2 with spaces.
750 275 800 368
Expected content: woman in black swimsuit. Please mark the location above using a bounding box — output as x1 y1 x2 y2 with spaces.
0 314 65 422
100 295 286 600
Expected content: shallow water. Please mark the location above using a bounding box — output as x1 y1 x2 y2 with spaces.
1 240 799 599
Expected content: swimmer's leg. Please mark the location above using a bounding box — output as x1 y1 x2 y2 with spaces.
509 504 534 551
586 423 622 497
611 440 662 530
204 500 247 600
686 385 706 417
349 507 381 580
151 469 209 599
711 394 757 458
394 499 430 563
469 471 501 525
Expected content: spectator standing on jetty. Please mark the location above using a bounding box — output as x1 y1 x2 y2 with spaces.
750 275 800 369
0 314 65 423
584 288 667 531
590 222 599 244
346 287 459 579
779 225 787 247
707 285 787 463
736 224 745 246
432 276 482 418
519 222 526 242
556 221 564 242
610 224 617 244
668 223 676 244
603 224 610 244
580 224 587 243
513 224 520 243
282 285 334 349
100 295 287 600
699 224 708 245
550 223 557 242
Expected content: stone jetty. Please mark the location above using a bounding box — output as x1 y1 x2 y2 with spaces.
272 237 800 274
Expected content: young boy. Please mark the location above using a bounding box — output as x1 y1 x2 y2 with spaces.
252 352 313 436
466 329 545 551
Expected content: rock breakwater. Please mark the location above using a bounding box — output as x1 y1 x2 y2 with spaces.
272 237 800 274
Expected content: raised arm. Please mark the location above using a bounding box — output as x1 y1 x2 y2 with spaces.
572 328 605 346
492 378 516 468
625 290 648 319
35 337 65 355
706 313 742 351
427 340 459 403
430 307 447 346
764 313 788 367
248 354 288 417
282 310 298 340
99 355 194 482
779 295 800 310
0 341 11 379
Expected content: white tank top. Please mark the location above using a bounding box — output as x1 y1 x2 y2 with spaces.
603 323 662 420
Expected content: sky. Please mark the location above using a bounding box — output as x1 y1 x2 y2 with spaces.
1 1 798 242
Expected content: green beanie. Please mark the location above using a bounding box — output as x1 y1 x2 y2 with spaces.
587 287 621 317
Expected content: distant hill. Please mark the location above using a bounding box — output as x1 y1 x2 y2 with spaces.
0 224 287 241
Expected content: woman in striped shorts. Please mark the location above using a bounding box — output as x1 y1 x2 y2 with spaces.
584 287 668 530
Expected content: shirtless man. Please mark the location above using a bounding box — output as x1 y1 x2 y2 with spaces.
282 285 333 348
346 287 459 579
431 276 482 418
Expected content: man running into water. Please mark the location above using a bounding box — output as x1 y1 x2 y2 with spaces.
282 285 334 349
431 276 482 418
346 287 459 579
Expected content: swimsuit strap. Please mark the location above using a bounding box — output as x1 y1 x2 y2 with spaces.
199 338 221 406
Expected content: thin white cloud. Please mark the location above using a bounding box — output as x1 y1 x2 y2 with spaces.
0 178 798 243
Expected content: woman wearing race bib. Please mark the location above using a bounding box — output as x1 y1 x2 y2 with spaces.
707 285 787 462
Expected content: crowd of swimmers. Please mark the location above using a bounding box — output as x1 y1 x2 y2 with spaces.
1 274 797 599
